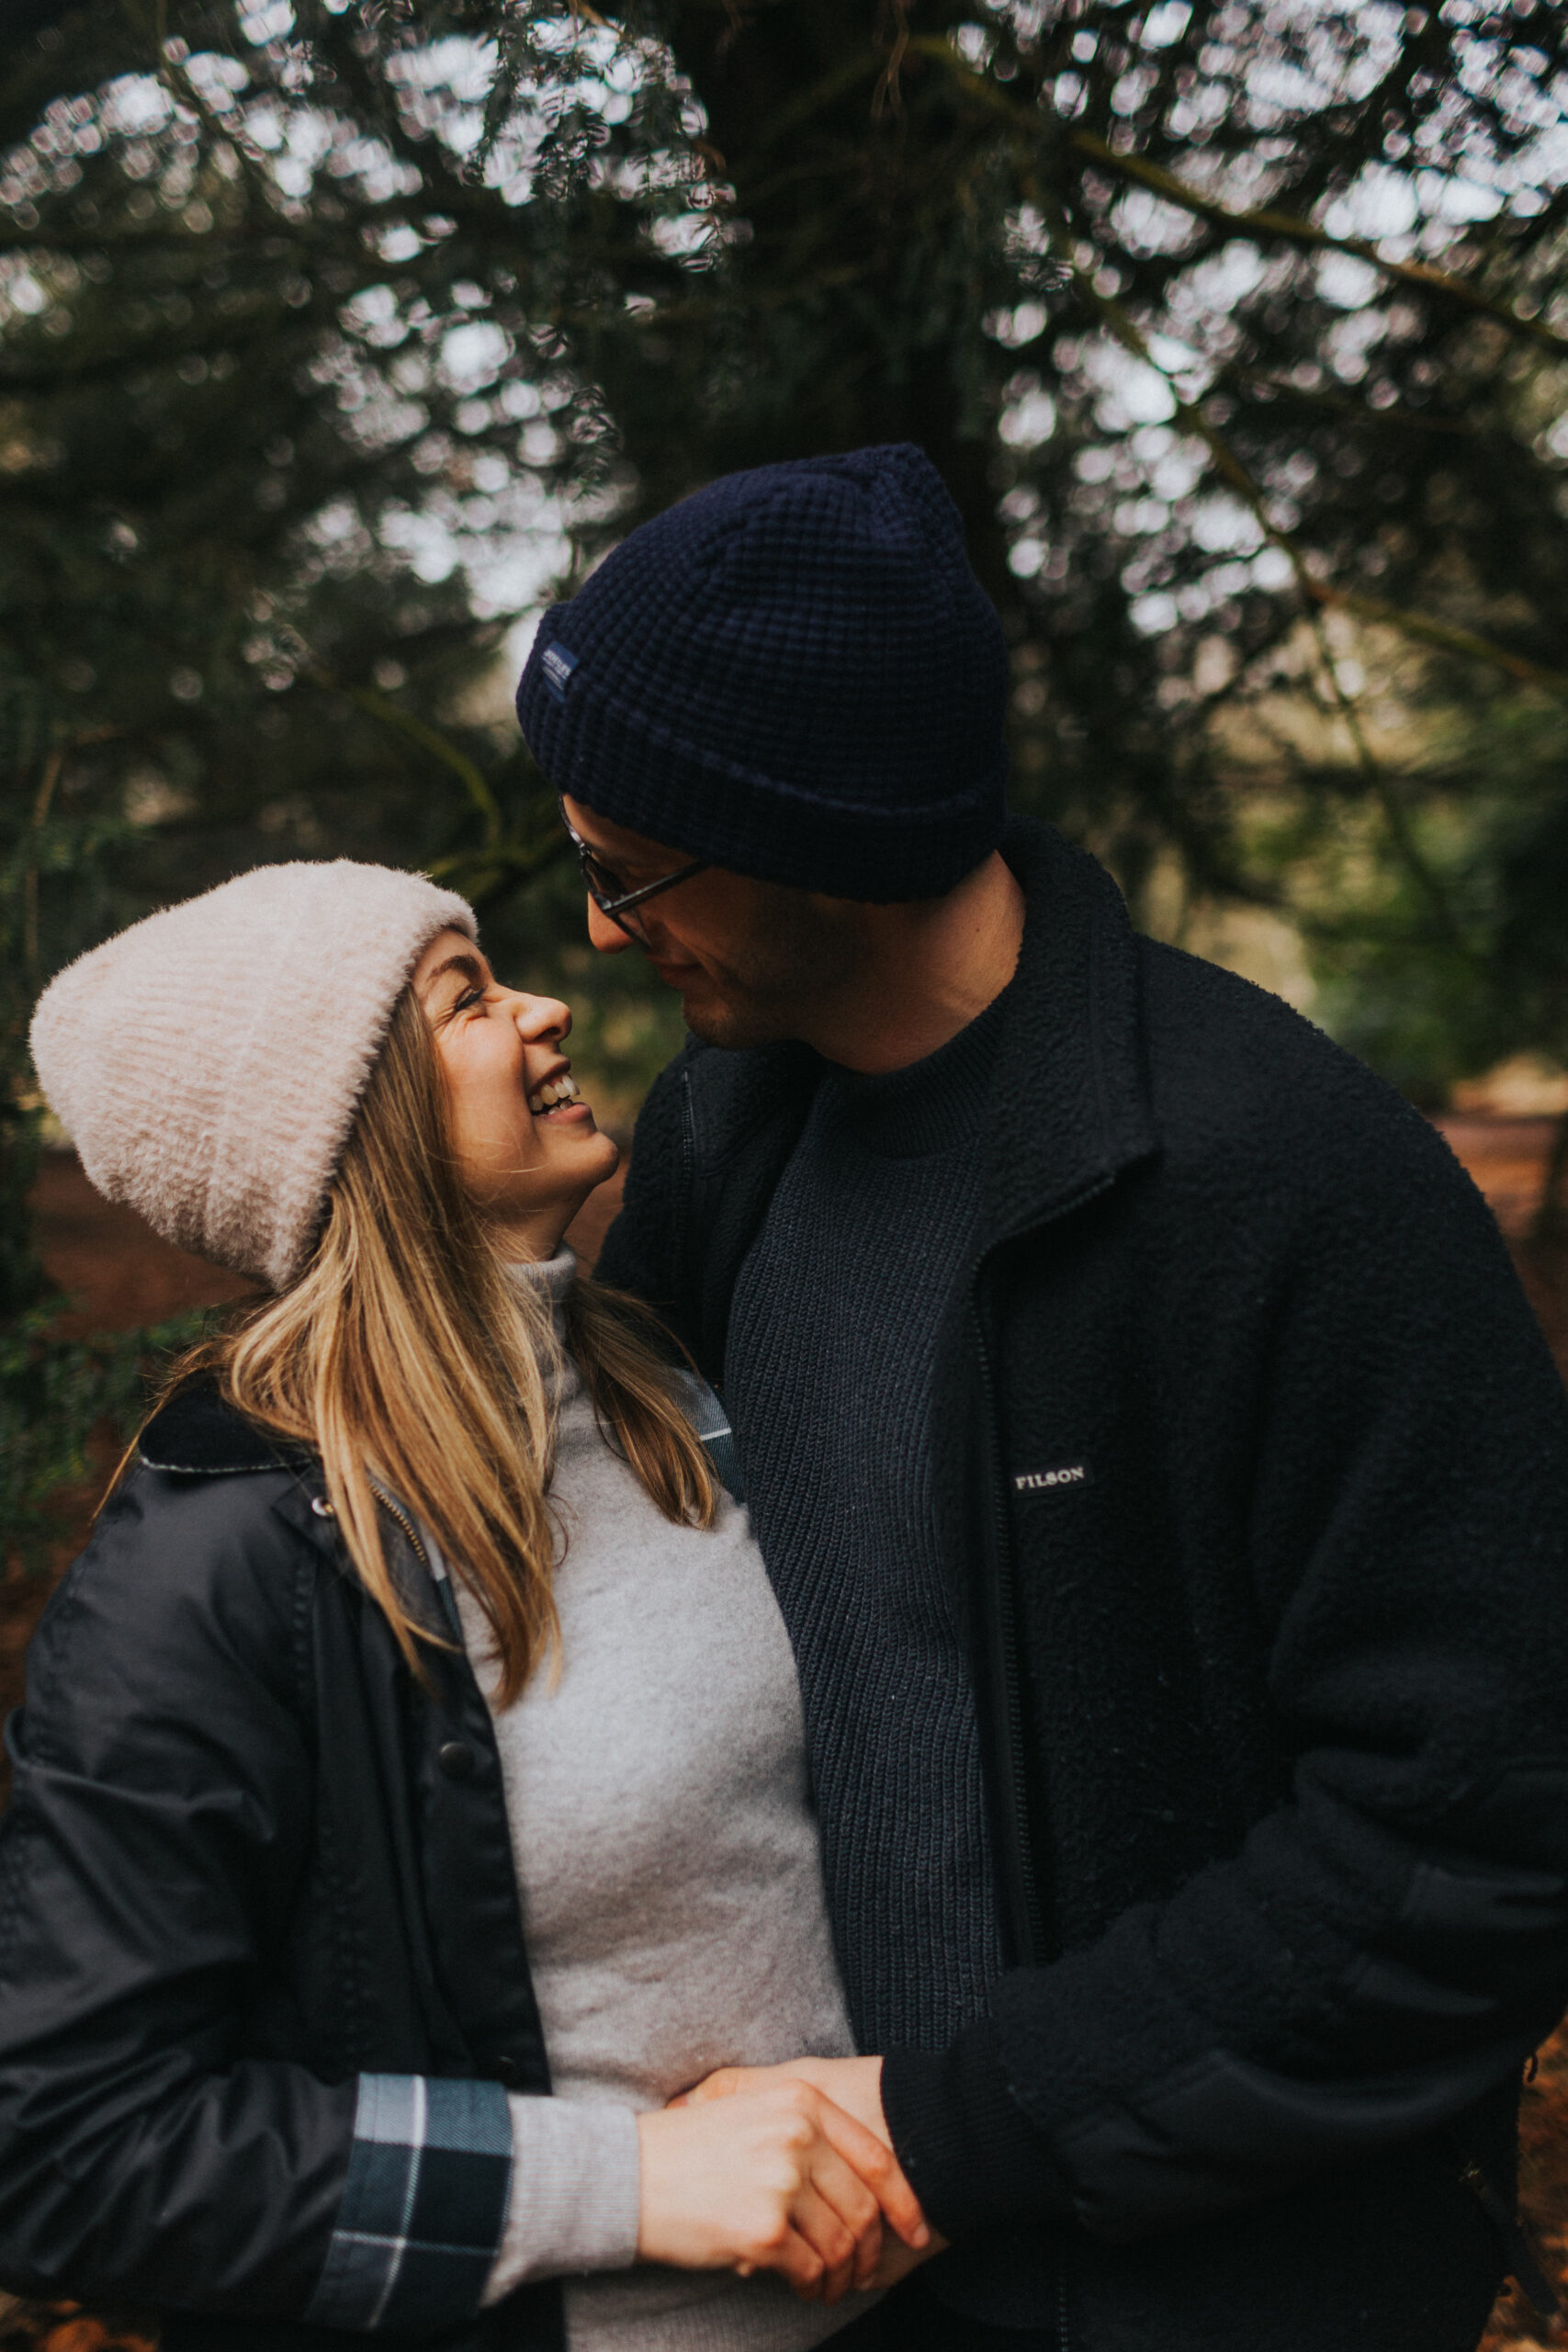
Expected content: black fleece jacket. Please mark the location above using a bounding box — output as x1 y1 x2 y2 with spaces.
595 817 1568 2352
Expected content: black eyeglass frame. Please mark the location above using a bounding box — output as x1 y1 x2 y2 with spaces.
557 797 707 944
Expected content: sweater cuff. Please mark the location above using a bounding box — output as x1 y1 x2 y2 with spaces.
481 2098 641 2303
881 2024 1069 2244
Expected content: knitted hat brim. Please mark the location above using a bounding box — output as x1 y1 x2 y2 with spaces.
521 625 1008 902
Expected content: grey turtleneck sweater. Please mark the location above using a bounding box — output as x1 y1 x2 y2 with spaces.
443 1248 880 2351
723 1000 1009 2058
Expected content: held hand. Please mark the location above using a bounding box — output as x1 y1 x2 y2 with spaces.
683 2056 888 2143
637 2079 930 2304
675 2057 947 2287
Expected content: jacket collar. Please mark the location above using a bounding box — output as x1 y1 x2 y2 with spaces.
984 816 1157 1246
137 1385 452 1635
139 1380 315 1476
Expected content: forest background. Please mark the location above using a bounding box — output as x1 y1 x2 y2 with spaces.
1 5 1567 2347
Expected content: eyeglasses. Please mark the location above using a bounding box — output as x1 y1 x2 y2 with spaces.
557 797 706 947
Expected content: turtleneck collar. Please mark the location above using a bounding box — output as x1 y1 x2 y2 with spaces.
815 985 1010 1159
501 1242 577 1346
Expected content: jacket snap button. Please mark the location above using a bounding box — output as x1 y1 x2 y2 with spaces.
494 2054 523 2088
310 1496 335 1518
437 1740 476 1781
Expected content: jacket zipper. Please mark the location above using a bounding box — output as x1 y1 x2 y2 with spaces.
321 1477 464 1644
973 1303 1070 2342
969 1175 1116 1973
971 1295 1047 1969
367 1479 474 1650
368 1479 430 1572
974 1204 1107 2352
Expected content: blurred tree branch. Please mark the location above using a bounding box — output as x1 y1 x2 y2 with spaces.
1064 130 1568 366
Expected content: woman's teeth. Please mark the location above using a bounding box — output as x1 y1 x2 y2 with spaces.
528 1072 582 1117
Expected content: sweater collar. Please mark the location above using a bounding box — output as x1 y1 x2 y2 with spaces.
676 817 1157 1250
502 1243 584 1408
814 987 1010 1161
501 1243 576 1351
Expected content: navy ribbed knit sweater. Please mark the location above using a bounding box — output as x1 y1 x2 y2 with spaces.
724 1000 1007 2056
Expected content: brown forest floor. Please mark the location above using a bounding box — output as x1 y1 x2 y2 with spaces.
3 1125 1565 2351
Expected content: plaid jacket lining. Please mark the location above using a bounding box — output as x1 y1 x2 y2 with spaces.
305 2073 513 2333
673 1369 746 1504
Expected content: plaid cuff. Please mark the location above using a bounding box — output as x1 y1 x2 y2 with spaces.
672 1369 746 1503
306 2074 513 2333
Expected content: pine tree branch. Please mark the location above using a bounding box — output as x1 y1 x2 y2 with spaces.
1064 251 1568 704
1066 130 1568 365
1294 585 1568 697
1218 366 1486 437
901 40 1568 364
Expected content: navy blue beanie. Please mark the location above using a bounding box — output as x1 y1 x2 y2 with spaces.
514 444 1008 901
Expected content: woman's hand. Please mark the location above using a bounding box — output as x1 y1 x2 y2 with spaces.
682 2056 888 2143
675 2057 946 2290
637 2077 931 2303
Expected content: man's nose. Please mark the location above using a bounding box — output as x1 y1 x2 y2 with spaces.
586 897 633 955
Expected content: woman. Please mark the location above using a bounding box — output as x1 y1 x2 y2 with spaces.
6 859 929 2351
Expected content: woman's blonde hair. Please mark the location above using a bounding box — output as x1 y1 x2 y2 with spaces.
142 986 715 1703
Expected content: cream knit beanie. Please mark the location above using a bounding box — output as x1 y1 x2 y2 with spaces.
29 861 476 1291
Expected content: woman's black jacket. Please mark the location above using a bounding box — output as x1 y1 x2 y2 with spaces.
593 815 1568 2352
0 1389 570 2352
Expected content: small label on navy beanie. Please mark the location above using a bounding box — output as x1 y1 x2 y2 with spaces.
540 641 580 705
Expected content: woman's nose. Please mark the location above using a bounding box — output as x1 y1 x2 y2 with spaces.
509 993 572 1044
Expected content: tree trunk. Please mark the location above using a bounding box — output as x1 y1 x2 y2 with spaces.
606 3 1027 623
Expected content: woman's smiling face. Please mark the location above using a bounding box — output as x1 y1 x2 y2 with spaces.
411 926 619 1260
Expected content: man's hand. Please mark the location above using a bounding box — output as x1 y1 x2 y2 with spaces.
674 2057 946 2290
637 2077 931 2304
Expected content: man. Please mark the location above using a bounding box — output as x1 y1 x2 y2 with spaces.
514 444 1568 2351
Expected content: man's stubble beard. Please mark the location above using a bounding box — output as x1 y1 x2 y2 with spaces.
671 890 863 1052
681 994 795 1050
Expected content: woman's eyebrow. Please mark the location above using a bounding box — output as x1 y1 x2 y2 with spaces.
420 951 490 997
